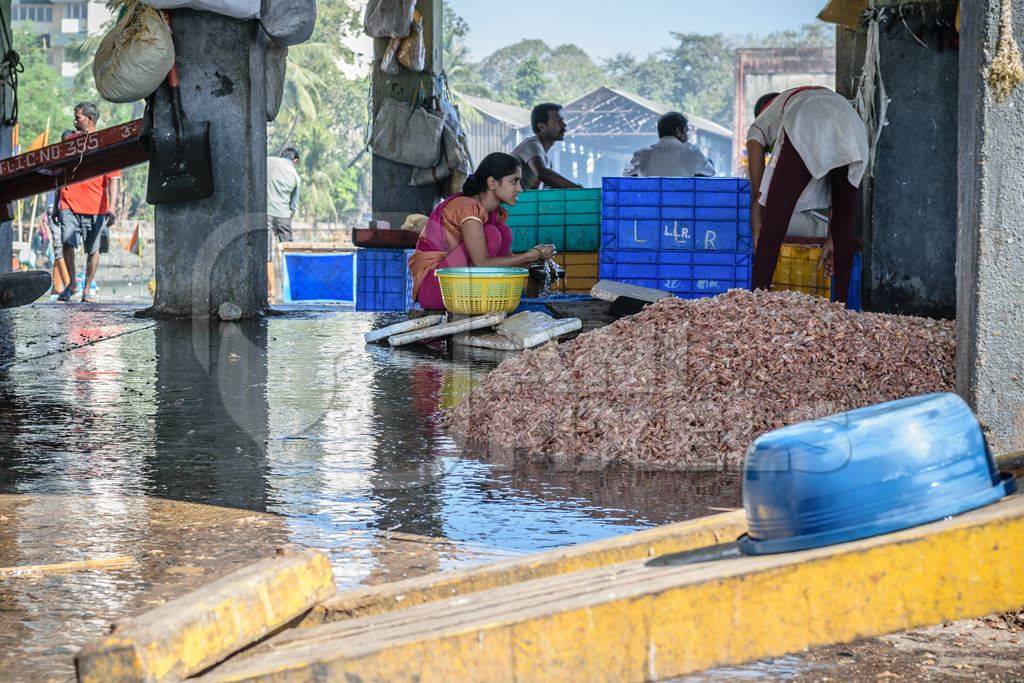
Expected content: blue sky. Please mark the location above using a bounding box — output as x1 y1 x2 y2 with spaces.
447 0 830 61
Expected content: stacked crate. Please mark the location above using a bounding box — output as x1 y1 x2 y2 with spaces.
599 178 753 298
506 188 602 292
355 248 414 312
772 243 831 298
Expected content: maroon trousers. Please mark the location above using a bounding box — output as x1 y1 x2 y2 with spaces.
751 141 858 303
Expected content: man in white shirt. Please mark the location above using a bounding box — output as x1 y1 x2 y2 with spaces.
267 147 301 297
510 103 582 190
746 87 868 304
622 112 715 178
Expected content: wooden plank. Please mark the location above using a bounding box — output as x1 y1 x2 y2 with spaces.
590 279 672 303
351 229 419 249
0 555 136 576
388 312 506 347
75 547 335 683
279 243 355 253
197 495 1024 682
364 315 445 344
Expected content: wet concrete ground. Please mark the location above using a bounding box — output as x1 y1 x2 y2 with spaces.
1 303 1019 681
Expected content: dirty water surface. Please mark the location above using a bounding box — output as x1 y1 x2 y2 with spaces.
0 305 741 679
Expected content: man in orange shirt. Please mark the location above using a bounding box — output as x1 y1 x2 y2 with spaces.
56 102 120 303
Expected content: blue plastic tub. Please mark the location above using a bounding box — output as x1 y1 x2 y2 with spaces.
738 393 1016 556
283 251 356 304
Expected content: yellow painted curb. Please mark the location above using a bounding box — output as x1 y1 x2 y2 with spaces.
202 494 1024 682
304 509 747 625
302 452 1021 627
75 547 335 683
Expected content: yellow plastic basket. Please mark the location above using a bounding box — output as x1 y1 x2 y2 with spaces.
436 267 528 315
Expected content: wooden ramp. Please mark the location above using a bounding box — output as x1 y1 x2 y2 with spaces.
199 493 1024 682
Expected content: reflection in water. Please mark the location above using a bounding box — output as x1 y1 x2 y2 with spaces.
0 306 743 678
149 319 270 510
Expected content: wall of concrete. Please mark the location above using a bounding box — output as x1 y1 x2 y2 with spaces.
957 0 1024 453
152 11 267 317
864 4 960 318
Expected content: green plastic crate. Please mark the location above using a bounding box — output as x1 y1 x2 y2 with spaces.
507 214 538 228
513 191 540 204
539 200 565 215
565 212 601 227
565 199 601 214
538 214 565 227
538 225 565 251
537 189 566 201
565 225 600 252
512 226 538 253
569 188 601 201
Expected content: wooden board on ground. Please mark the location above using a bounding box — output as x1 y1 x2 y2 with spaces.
495 311 582 348
590 279 672 304
196 495 1024 682
388 312 506 347
75 547 335 683
364 315 445 344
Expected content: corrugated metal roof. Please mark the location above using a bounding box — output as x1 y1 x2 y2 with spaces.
457 93 532 129
566 87 734 138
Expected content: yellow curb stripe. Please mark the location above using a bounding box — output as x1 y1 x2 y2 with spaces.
202 494 1024 682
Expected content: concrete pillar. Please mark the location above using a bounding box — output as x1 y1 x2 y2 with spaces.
838 5 960 318
1 0 13 275
957 0 1024 452
370 0 443 227
152 11 267 317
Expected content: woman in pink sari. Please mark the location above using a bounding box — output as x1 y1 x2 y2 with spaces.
409 153 556 311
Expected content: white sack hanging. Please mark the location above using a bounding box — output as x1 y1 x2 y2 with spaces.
94 1 175 104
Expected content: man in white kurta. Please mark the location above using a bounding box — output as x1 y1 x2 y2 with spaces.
746 87 869 303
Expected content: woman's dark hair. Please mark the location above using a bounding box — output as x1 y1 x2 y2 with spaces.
754 92 780 117
462 152 522 195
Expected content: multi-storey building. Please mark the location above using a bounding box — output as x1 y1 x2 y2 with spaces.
10 0 112 80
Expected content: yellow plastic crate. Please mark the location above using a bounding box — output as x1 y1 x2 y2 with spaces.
553 253 599 293
772 244 831 298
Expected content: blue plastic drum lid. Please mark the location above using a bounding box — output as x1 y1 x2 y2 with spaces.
737 393 1017 556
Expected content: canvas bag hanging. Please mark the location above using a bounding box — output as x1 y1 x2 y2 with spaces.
260 0 316 47
94 0 175 104
409 123 470 187
370 97 443 168
363 0 415 38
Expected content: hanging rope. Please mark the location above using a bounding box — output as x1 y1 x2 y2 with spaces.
988 0 1024 102
855 1 890 175
0 6 22 127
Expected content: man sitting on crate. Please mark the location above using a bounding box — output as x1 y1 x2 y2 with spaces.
510 103 582 191
622 112 716 178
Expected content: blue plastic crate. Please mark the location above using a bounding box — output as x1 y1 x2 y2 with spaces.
831 252 863 311
601 248 752 298
355 249 414 311
282 251 356 303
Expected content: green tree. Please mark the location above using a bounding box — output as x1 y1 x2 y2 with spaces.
443 4 489 98
10 25 64 144
510 55 548 107
268 0 370 223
